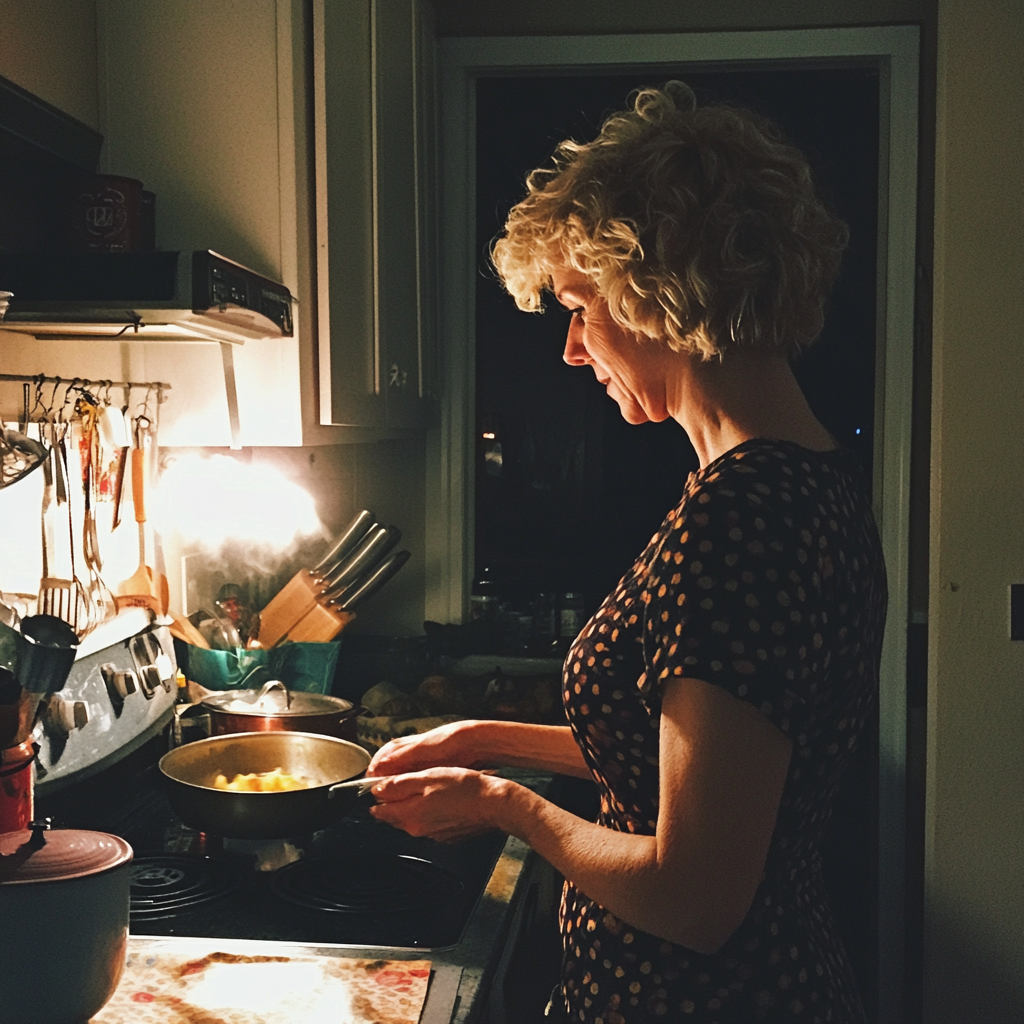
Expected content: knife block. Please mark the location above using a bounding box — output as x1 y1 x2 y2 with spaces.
257 571 323 647
284 603 355 643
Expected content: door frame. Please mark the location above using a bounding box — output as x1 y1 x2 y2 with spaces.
428 26 919 1021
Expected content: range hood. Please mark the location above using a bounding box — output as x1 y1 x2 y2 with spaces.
0 250 293 346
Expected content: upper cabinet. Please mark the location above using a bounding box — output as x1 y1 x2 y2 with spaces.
314 0 437 431
0 0 436 446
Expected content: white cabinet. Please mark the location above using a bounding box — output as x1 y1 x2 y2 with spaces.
314 0 437 430
0 0 435 446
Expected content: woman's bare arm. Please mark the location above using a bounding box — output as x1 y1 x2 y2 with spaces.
370 677 792 954
367 719 592 779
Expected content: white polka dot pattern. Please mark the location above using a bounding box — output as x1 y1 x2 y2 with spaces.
558 440 887 1024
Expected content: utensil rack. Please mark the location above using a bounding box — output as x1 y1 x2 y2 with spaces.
0 374 171 402
0 374 169 489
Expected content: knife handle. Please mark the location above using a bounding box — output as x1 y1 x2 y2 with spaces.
322 525 400 595
331 549 411 612
311 509 376 576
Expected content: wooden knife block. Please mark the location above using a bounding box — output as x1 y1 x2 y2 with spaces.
284 603 355 643
257 571 323 646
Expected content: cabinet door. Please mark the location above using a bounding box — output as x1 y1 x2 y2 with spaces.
314 0 430 430
314 0 379 427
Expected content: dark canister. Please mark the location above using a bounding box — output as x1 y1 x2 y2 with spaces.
68 174 144 252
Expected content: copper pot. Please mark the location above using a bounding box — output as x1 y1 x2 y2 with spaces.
200 680 361 742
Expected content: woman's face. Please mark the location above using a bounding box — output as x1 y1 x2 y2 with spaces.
550 267 672 425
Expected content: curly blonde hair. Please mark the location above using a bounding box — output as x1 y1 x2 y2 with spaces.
490 81 849 359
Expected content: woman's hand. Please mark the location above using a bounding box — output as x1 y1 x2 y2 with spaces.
368 767 513 843
365 720 488 778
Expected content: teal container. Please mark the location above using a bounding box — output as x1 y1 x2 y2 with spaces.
182 642 342 695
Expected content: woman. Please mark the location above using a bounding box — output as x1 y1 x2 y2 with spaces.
366 81 887 1024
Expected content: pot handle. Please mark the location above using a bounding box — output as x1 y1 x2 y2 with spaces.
0 743 39 778
254 679 291 710
338 703 368 720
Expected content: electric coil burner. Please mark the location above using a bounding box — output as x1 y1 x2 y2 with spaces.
271 854 463 915
130 855 242 921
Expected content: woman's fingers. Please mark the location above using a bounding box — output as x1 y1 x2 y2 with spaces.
368 767 510 842
366 720 480 777
368 769 433 801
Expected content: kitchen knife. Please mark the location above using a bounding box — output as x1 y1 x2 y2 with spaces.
311 509 375 578
320 525 401 597
330 549 411 612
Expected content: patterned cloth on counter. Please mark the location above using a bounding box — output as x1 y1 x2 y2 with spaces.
94 949 432 1024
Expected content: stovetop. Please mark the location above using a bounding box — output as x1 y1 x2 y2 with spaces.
36 736 505 950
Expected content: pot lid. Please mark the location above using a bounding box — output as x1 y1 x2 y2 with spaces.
0 820 132 884
202 680 354 718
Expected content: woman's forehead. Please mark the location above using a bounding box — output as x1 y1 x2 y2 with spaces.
549 265 594 299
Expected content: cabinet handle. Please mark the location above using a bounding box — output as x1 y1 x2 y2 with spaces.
389 363 409 389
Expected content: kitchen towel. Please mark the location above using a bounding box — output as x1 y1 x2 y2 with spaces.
93 949 431 1024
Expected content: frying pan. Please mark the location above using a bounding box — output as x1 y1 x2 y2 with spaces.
159 731 371 839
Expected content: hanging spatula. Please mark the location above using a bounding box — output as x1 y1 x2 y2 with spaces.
115 424 160 614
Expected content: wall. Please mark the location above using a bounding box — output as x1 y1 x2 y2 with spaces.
0 0 99 129
925 0 1024 1019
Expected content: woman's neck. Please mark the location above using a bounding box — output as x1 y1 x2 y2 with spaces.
665 351 835 469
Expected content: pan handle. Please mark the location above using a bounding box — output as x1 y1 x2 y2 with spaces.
329 776 377 799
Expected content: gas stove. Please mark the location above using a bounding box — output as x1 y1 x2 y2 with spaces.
35 734 506 951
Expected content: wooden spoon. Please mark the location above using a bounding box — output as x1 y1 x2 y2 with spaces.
115 438 160 614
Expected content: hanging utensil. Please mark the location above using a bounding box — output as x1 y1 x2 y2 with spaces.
37 432 90 634
114 418 160 614
0 429 48 491
110 431 129 530
82 461 116 626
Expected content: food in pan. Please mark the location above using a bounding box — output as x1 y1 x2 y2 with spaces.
212 768 315 792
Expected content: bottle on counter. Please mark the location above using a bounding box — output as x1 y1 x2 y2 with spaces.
470 566 499 623
531 592 559 656
559 592 585 648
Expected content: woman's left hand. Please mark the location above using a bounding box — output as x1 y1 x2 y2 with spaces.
368 767 509 843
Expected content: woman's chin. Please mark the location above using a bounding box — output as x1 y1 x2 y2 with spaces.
611 393 657 426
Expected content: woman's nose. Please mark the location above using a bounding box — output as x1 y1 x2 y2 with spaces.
563 319 589 366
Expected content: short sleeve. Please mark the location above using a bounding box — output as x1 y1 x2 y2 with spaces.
637 465 818 739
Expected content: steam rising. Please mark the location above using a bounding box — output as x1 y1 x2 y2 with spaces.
155 454 324 556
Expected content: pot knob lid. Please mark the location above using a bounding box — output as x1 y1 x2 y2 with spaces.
0 819 132 884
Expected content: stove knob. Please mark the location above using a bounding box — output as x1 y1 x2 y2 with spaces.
101 664 138 710
43 696 89 738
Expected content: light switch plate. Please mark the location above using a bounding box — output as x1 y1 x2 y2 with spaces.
1011 584 1024 641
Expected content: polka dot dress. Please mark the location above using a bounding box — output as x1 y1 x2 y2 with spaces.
559 440 887 1024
